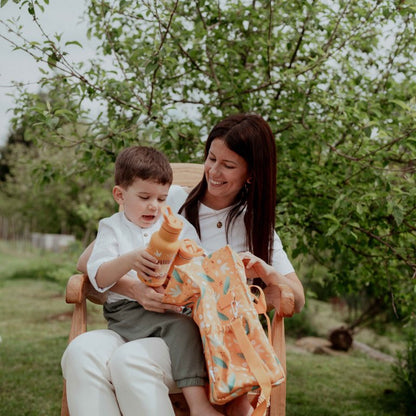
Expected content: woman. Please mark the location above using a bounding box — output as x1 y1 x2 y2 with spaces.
62 113 305 416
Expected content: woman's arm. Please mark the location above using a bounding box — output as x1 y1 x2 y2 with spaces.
77 240 95 273
240 252 305 313
273 271 305 314
112 276 182 313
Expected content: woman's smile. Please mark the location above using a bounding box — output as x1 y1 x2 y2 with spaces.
202 139 249 209
208 178 226 186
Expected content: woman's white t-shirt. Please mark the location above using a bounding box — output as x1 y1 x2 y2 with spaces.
167 185 294 276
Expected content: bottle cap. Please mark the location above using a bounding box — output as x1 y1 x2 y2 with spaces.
161 206 183 235
167 238 205 276
177 239 204 261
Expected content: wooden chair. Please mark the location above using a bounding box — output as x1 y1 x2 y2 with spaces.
61 162 295 416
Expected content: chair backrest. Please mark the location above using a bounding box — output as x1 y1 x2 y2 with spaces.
171 162 204 188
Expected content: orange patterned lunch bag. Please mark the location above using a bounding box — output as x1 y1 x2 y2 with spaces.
163 245 285 416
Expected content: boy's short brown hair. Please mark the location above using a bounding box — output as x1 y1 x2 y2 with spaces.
114 146 173 188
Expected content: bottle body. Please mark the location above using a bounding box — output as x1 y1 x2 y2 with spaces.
144 232 181 286
138 206 183 287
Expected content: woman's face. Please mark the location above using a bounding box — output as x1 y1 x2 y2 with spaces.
202 138 250 209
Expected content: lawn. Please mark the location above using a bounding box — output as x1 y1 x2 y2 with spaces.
286 345 401 415
0 240 106 416
0 240 407 415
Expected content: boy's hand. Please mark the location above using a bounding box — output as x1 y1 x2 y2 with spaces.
130 249 161 280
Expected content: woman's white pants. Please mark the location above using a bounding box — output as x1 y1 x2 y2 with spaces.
61 329 179 415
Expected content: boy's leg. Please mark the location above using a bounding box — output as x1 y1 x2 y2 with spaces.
182 386 224 416
225 395 254 416
104 301 207 388
159 312 207 388
157 313 227 415
104 301 209 412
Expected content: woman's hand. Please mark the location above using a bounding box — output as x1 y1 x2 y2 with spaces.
239 251 305 313
112 276 182 314
131 280 179 313
239 251 277 285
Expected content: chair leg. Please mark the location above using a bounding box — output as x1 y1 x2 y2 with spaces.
270 382 286 416
269 318 286 416
62 295 87 415
61 380 69 416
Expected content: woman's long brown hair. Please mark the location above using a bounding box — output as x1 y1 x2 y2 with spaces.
180 113 277 265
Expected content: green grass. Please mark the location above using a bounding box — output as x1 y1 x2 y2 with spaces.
0 240 106 416
0 240 407 415
286 346 402 415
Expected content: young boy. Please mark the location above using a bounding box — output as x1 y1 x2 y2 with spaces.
87 146 222 416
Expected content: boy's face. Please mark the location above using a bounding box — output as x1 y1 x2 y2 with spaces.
113 178 170 228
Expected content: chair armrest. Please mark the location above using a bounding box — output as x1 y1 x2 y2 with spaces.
66 274 88 304
264 283 295 318
65 273 107 344
65 274 107 305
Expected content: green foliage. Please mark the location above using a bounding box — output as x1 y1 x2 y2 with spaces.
283 305 319 339
0 1 415 324
0 240 79 287
6 261 75 285
393 325 416 415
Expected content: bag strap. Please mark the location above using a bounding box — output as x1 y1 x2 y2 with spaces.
249 285 267 314
249 285 273 344
230 318 271 416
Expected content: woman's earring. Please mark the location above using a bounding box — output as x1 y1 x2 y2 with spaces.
244 182 250 195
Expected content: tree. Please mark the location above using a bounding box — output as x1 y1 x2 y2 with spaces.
1 0 415 325
0 88 114 242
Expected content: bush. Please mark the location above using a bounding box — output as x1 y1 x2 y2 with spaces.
393 328 416 415
283 306 318 339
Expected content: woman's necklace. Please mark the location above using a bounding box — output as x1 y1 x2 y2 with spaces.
214 209 227 229
202 201 229 229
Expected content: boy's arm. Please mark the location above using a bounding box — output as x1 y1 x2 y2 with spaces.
94 251 136 289
85 216 163 292
87 217 156 291
94 248 161 290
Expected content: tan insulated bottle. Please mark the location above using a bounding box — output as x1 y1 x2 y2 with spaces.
138 206 183 287
167 238 205 277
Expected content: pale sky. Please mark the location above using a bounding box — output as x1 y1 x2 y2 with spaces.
0 0 93 146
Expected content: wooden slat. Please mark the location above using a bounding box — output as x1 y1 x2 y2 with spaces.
171 163 204 188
